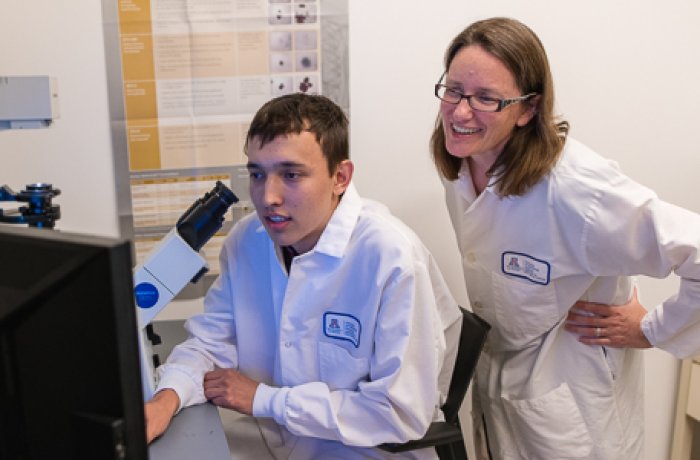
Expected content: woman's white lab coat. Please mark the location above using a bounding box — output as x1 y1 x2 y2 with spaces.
157 184 462 460
444 138 700 459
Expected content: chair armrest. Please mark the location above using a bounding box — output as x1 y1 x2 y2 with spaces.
378 422 463 453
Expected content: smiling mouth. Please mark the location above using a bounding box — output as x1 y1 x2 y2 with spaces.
452 123 481 135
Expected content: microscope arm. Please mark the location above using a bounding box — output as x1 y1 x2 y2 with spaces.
133 228 208 327
133 181 238 400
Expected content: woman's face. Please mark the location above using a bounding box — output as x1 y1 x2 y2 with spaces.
440 45 535 165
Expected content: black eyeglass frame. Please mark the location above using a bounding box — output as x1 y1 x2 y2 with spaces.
434 73 537 113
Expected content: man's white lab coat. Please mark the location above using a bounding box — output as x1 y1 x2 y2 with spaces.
157 184 462 459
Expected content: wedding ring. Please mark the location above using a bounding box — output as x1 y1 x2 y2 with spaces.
595 327 602 337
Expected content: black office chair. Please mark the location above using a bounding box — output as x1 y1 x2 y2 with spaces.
380 307 490 459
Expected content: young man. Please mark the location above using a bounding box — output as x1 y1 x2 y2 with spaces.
145 93 462 459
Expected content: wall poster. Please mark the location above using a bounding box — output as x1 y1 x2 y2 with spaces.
104 0 349 297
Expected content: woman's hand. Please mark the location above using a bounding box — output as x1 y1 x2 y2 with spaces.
565 288 652 348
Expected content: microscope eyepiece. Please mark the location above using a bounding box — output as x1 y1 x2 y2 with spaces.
176 181 239 251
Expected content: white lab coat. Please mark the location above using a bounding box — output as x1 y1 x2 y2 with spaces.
444 138 700 459
157 184 463 460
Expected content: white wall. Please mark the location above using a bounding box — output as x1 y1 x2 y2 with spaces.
348 1 700 459
1 1 698 458
0 1 118 237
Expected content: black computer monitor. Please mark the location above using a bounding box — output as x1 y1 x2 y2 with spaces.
0 226 147 459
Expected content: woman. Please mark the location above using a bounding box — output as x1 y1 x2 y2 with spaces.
432 17 700 459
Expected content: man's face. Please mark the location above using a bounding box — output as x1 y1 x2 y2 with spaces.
246 131 352 254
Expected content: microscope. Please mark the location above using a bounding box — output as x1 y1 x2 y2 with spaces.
1 180 237 400
133 180 238 400
0 183 61 228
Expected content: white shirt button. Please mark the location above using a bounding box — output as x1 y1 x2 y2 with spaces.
467 252 476 263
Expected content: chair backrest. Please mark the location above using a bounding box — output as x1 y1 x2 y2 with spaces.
441 307 491 424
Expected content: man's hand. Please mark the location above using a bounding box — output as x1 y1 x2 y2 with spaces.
144 389 180 444
203 368 259 416
564 288 652 349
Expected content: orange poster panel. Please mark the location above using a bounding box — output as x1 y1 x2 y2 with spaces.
127 125 161 171
124 81 158 120
117 0 152 35
120 34 156 81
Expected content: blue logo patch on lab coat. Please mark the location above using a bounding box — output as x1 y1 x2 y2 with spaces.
323 312 361 348
502 251 550 285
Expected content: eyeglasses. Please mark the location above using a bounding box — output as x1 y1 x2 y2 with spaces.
435 74 536 113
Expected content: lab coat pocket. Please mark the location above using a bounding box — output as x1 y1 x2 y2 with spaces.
503 383 593 459
601 345 628 381
491 272 559 349
318 341 369 390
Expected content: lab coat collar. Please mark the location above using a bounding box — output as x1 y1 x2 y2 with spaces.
253 182 362 260
311 182 362 258
456 160 499 203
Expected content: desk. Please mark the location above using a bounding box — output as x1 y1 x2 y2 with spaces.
149 403 231 460
147 320 231 460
